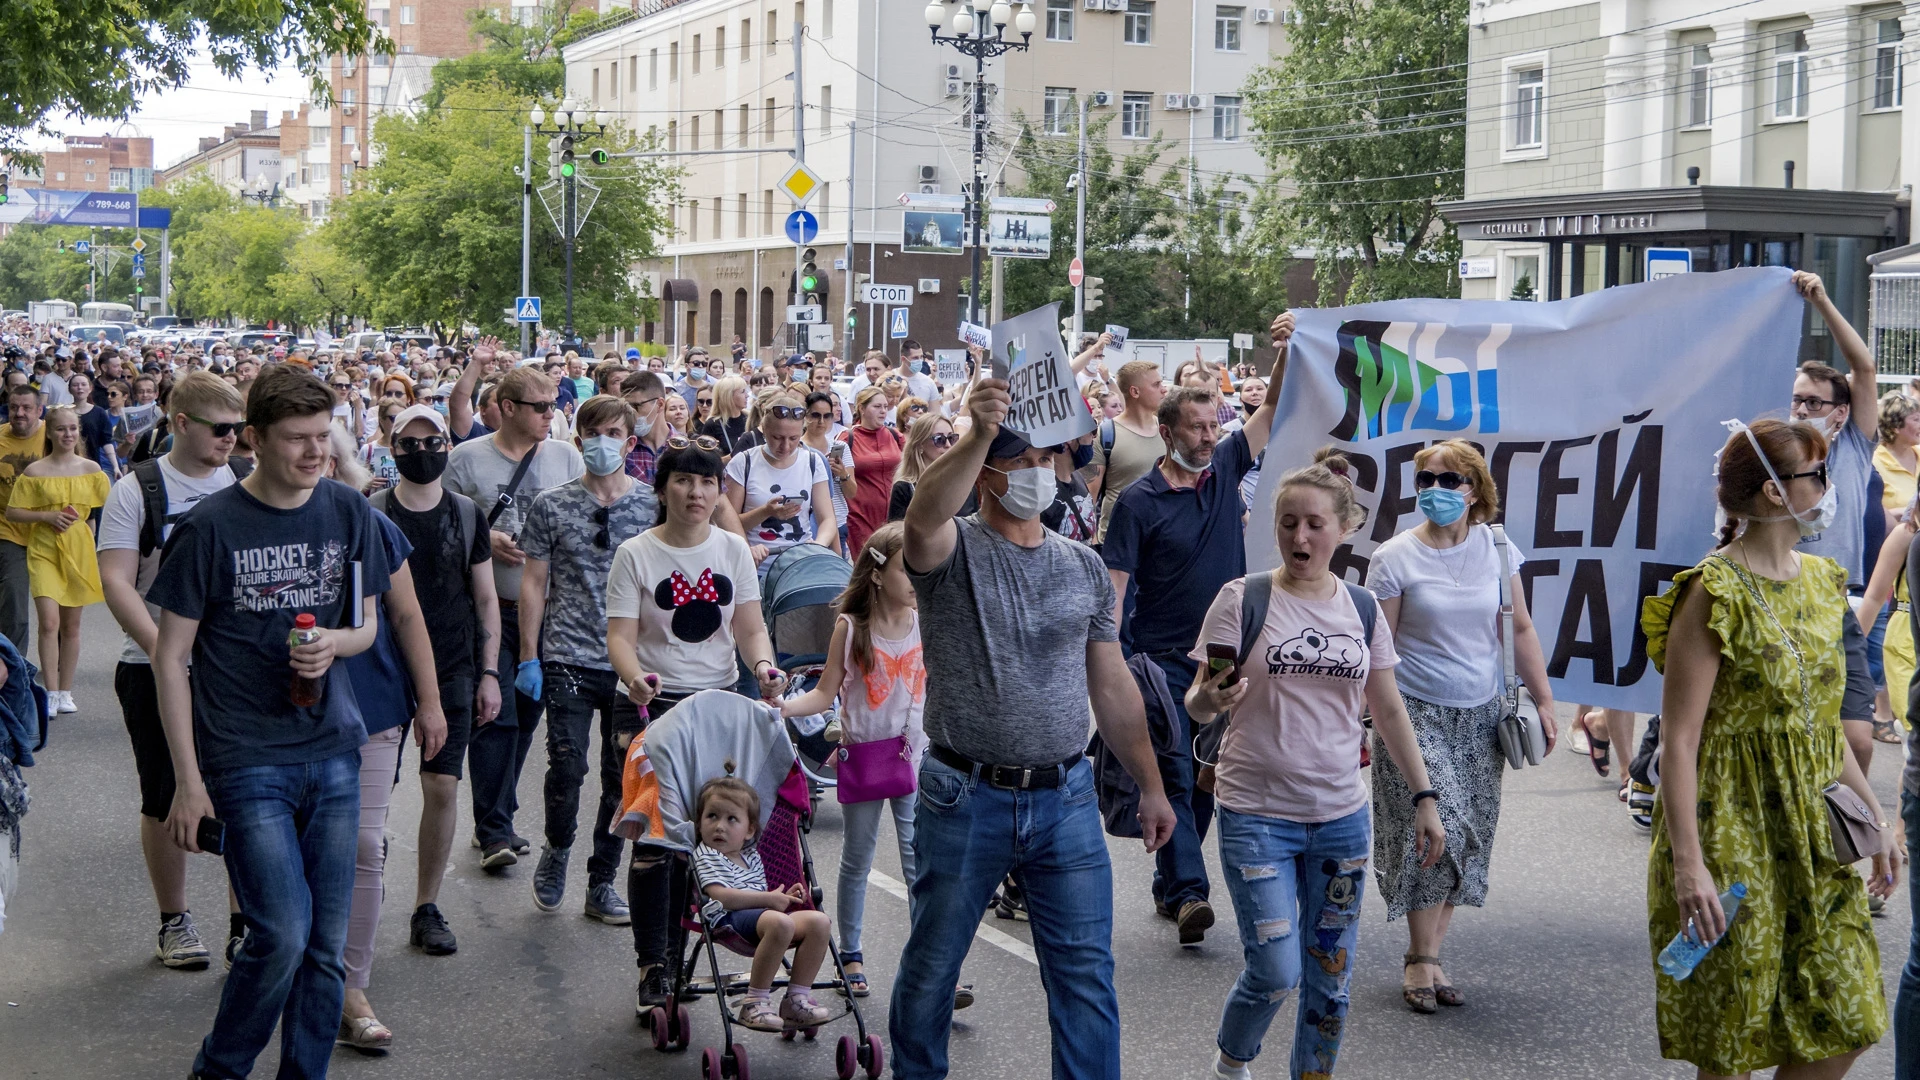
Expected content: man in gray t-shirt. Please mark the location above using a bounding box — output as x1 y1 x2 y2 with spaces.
1787 273 1879 591
892 379 1172 1080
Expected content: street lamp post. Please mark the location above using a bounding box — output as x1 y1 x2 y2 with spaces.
925 0 1035 327
529 98 611 349
240 173 282 207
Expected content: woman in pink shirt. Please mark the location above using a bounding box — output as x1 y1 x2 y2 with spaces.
1184 455 1446 1080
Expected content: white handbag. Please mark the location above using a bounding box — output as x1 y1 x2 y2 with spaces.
1493 524 1547 769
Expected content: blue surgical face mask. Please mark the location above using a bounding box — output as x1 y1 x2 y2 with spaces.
1416 486 1468 527
431 399 449 416
580 434 629 476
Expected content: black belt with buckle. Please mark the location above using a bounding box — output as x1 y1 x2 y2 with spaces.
930 744 1082 790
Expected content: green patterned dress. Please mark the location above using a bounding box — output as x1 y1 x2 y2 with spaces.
1639 553 1886 1073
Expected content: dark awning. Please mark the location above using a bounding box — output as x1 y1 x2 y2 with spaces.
660 278 700 304
1439 186 1901 243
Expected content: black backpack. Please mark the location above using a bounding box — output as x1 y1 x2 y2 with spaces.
133 456 252 559
1089 653 1183 839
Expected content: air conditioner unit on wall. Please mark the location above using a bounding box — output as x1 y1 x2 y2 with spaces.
1083 0 1102 9
945 63 964 79
1253 7 1274 22
917 278 940 293
919 183 939 195
1102 0 1127 10
1186 93 1206 109
944 79 963 97
1281 8 1302 23
1091 90 1112 107
919 164 938 182
1165 92 1188 111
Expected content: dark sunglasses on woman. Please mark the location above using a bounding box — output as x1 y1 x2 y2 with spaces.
768 405 806 421
930 433 957 448
1414 470 1470 490
668 435 723 452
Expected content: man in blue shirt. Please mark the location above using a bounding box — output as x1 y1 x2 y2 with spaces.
1100 317 1287 946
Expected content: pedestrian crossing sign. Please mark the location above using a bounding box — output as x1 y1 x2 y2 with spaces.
515 296 542 323
889 307 909 340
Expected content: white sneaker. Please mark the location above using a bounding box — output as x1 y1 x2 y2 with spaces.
56 690 76 714
1209 1057 1251 1080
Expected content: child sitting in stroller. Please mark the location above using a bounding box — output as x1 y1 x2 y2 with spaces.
692 775 835 1031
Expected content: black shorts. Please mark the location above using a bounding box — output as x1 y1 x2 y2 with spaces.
422 676 476 779
114 662 175 820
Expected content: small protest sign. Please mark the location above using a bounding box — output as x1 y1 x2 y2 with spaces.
933 349 968 386
959 321 992 350
1104 323 1130 361
121 402 159 438
991 302 1096 447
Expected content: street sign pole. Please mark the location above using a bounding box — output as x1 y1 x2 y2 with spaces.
1073 96 1088 342
521 124 532 355
792 22 805 352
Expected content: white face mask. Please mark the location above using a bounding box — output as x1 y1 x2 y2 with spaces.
984 464 1054 521
1728 420 1836 538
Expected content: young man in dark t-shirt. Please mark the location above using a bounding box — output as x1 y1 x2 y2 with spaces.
374 403 501 956
150 363 391 1080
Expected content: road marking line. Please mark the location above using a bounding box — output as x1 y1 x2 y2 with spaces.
868 869 1038 966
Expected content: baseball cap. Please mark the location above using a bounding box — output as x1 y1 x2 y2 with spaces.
626 347 642 360
391 403 447 436
987 425 1064 461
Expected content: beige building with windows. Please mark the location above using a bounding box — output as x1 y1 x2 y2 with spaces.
1442 0 1910 367
155 114 286 197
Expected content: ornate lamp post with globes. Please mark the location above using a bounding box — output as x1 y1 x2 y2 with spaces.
529 96 611 347
924 0 1035 326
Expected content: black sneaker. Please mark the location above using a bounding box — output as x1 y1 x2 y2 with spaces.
531 846 569 912
410 903 458 955
1177 900 1215 946
635 964 673 1015
508 832 532 856
480 840 518 871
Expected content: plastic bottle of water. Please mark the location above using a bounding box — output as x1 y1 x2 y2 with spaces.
1657 882 1747 981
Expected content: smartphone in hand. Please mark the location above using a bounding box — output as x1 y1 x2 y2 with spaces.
196 816 227 856
1204 642 1238 685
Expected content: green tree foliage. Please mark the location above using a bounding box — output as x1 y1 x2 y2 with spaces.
1245 0 1467 304
0 1 377 154
168 203 306 324
269 229 375 332
0 226 94 309
330 79 675 336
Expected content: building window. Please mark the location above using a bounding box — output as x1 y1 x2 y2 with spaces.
1121 92 1151 138
372 51 388 67
592 68 601 101
343 125 356 144
742 19 752 59
371 8 388 26
765 98 776 140
1124 0 1153 44
739 104 750 146
1876 19 1905 110
764 189 775 233
692 34 701 74
716 26 726 65
1511 65 1544 148
820 183 829 227
610 61 619 96
312 126 329 148
820 85 831 131
712 197 722 238
1043 88 1074 135
691 115 701 150
630 55 638 92
823 0 833 37
371 85 387 105
53 171 64 181
399 4 413 22
650 48 659 88
738 194 748 236
667 120 677 151
109 168 130 190
714 109 724 147
1773 30 1808 119
1685 44 1710 127
1214 6 1242 51
400 44 413 53
84 172 96 182
767 9 778 54
1046 0 1073 41
341 87 356 108
1211 94 1241 140
689 199 699 241
670 41 679 80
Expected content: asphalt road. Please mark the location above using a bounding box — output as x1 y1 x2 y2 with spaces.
0 607 1909 1079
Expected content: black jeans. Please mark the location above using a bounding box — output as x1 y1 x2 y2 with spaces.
630 690 693 969
542 663 637 889
468 604 545 848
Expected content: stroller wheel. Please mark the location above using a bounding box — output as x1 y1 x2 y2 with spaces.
674 1005 692 1051
804 1026 819 1041
729 1042 751 1080
835 1035 858 1080
781 1029 796 1042
649 1007 670 1051
863 1034 885 1079
701 1047 723 1080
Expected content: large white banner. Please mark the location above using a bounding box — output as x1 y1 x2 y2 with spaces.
1250 266 1801 713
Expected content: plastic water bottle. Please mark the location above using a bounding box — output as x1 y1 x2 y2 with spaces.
1657 882 1747 981
287 614 323 708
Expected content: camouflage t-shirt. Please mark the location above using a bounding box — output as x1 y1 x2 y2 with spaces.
521 477 659 670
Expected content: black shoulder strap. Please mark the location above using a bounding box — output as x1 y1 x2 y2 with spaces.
1236 570 1273 672
1100 418 1116 455
486 441 540 528
134 458 167 559
368 487 392 515
1343 581 1377 645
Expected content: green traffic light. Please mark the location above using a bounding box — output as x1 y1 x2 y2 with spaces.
559 161 576 178
801 273 819 291
591 149 609 165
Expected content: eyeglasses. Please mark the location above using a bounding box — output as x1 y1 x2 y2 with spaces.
908 404 929 415
1791 394 1840 414
185 414 246 439
1414 470 1471 490
697 397 713 406
668 435 722 452
1782 463 1830 489
508 398 555 414
931 433 957 448
395 435 449 454
591 506 611 550
768 405 806 421
627 395 661 410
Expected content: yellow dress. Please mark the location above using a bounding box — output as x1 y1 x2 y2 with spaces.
9 471 111 607
1639 553 1886 1074
1887 568 1915 725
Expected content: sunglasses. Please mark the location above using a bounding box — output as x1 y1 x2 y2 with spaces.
908 404 929 415
697 397 713 406
591 505 611 550
768 405 806 421
185 414 246 439
1414 470 1471 490
1782 463 1829 489
508 398 555 414
931 433 957 448
808 410 834 421
668 435 723 452
330 382 352 390
395 435 449 454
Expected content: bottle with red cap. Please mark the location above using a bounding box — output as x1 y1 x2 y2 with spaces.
288 613 323 707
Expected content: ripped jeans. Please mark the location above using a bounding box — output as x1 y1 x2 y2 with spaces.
1214 804 1370 1076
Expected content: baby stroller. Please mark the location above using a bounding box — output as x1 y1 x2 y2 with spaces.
760 543 851 791
619 689 882 1080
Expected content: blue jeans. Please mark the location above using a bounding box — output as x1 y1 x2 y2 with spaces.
1214 804 1371 1076
193 749 361 1080
836 793 915 958
1149 652 1212 910
889 757 1119 1080
470 609 544 847
1897 789 1920 1079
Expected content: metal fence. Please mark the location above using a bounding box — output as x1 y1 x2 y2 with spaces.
1871 271 1920 378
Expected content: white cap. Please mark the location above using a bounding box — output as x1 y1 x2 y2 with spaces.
391 403 447 436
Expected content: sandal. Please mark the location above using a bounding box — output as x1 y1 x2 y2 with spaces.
337 1015 394 1054
1401 954 1437 1014
1406 952 1464 1008
1578 715 1611 777
736 996 785 1032
843 968 870 998
1874 719 1903 744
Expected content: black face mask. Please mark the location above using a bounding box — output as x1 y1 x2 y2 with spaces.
393 449 448 485
1072 441 1095 470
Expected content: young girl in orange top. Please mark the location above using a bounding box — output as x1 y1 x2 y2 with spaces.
780 522 924 998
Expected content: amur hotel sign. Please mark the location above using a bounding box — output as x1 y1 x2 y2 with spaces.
1476 213 1660 238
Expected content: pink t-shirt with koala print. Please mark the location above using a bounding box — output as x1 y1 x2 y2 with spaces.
1188 574 1397 823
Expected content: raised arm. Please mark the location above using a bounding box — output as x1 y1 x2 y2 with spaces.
905 377 1007 573
1243 311 1294 461
1795 271 1877 437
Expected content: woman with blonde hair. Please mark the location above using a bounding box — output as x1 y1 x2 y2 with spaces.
1368 437 1557 1012
7 405 109 713
700 375 751 456
887 412 969 523
724 390 838 564
893 396 931 433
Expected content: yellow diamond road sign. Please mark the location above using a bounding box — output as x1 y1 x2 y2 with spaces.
779 161 822 206
130 237 147 253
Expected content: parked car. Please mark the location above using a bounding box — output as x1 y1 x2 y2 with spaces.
227 329 296 350
69 323 127 345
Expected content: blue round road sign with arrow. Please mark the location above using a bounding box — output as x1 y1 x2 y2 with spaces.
784 209 819 245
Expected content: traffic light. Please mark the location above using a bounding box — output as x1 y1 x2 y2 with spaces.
0 173 9 206
846 306 857 330
1083 275 1105 313
590 148 609 165
559 133 577 178
547 135 563 181
800 248 820 303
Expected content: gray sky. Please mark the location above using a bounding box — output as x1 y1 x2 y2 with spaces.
48 54 314 171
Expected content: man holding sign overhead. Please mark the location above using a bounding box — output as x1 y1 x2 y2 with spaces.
892 305 1174 1080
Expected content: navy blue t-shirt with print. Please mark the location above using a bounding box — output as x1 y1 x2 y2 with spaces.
341 508 414 736
148 477 392 771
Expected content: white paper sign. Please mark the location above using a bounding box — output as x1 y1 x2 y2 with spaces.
121 402 159 438
992 302 1096 447
1104 323 1130 360
959 321 992 350
933 349 968 386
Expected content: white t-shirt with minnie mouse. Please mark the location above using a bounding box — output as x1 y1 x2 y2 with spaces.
606 525 761 694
